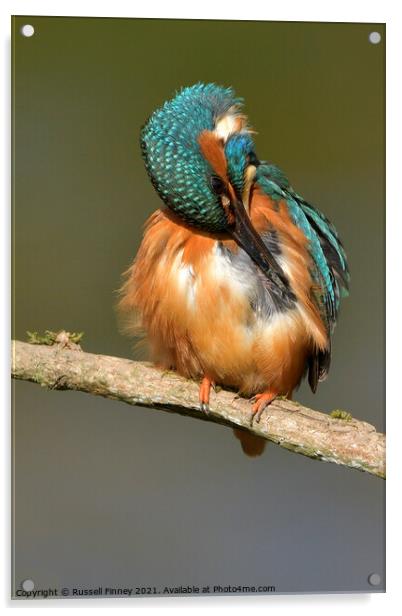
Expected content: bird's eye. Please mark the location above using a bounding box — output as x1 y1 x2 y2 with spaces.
210 175 226 195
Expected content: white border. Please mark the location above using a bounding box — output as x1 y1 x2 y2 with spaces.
2 1 401 614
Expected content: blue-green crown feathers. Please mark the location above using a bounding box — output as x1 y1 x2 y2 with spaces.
140 83 245 232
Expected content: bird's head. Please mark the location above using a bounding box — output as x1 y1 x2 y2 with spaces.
140 83 285 285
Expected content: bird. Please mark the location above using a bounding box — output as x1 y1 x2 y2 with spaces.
118 83 349 457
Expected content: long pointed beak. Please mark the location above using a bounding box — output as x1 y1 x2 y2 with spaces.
228 200 292 296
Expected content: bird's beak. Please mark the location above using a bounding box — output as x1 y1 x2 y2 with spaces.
229 199 290 292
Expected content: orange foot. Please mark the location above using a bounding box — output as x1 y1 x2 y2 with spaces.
250 391 277 425
199 376 214 414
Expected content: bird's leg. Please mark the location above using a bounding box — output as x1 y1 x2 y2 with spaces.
250 390 278 425
199 376 214 414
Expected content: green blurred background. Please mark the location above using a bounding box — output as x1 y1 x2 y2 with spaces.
12 16 385 596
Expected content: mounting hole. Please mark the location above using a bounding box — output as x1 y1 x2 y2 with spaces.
369 31 381 45
368 572 381 586
22 579 35 591
21 24 35 38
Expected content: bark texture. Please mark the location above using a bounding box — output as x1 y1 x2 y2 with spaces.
11 339 385 479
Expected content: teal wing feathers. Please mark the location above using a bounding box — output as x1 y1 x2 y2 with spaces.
255 163 350 391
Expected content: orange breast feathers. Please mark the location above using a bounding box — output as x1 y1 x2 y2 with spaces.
118 191 329 396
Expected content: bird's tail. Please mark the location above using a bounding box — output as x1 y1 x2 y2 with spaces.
233 428 267 457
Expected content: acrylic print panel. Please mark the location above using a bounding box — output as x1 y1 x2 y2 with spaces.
12 16 385 598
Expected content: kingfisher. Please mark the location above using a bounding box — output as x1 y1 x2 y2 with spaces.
119 83 349 457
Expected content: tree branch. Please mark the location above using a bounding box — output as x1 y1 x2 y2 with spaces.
11 338 385 479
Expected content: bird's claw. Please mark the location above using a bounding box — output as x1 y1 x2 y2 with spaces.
250 392 277 426
200 401 210 415
251 406 265 425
